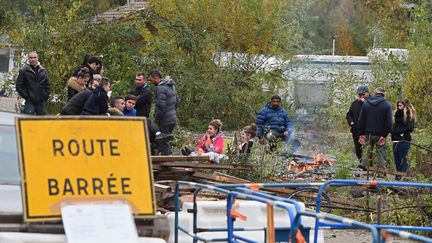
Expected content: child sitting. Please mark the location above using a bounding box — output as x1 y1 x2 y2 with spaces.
239 123 258 154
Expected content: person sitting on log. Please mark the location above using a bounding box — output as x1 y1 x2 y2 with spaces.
239 123 258 155
181 119 225 163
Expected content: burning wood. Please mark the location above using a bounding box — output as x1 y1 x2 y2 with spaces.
287 153 334 178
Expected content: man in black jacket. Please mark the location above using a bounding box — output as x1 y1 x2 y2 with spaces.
358 87 392 170
148 70 179 155
132 72 152 117
72 55 102 81
16 51 50 115
346 85 369 160
60 79 99 115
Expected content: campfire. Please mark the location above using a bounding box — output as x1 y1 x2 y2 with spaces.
286 153 334 179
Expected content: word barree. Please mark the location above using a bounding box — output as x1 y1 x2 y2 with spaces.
48 175 132 196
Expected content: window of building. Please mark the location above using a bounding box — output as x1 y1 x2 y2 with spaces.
0 49 10 73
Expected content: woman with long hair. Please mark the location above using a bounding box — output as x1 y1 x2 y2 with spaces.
181 119 225 162
239 123 258 154
391 99 416 180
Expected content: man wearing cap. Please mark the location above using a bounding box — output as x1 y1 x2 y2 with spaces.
346 85 369 161
358 87 392 170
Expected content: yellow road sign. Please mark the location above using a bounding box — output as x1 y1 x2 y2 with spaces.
15 117 155 222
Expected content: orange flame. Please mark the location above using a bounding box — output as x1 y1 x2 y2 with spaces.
288 153 333 173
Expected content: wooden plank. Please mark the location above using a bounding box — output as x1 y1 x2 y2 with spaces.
364 167 407 176
151 156 210 162
192 172 251 184
192 172 365 208
154 183 172 193
159 162 252 170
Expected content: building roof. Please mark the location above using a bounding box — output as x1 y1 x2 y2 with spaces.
94 1 147 22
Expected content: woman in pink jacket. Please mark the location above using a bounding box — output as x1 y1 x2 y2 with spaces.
195 119 225 154
181 119 225 156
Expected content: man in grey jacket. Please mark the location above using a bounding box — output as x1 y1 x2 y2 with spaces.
148 70 179 155
16 51 50 115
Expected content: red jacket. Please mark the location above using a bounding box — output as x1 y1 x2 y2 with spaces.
195 133 225 154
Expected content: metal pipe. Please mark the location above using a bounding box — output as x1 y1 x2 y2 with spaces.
174 183 179 243
313 179 432 243
383 229 432 243
266 205 275 243
192 188 203 243
293 211 379 243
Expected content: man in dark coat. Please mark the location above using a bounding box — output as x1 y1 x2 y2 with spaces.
358 87 392 169
61 79 99 115
132 72 152 117
346 85 369 160
81 78 110 115
256 95 298 154
148 70 179 155
73 55 102 81
16 51 50 115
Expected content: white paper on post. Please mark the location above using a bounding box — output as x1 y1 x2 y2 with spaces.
61 203 139 243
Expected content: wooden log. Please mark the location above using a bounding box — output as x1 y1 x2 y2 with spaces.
353 167 407 176
159 161 252 170
151 156 209 163
154 183 172 193
368 167 407 176
192 172 250 184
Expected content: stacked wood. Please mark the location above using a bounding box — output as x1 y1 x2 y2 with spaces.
150 156 369 212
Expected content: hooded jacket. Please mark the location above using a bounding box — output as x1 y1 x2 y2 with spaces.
358 94 392 137
60 89 92 115
80 86 109 115
66 77 85 101
132 82 151 117
16 62 50 104
391 110 414 141
155 76 179 126
256 102 294 138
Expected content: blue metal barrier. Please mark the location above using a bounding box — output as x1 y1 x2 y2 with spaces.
174 180 432 242
291 210 379 243
175 181 303 243
189 186 304 242
381 229 432 243
313 179 432 243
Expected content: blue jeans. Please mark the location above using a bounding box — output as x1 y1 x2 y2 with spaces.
23 100 47 115
393 141 410 172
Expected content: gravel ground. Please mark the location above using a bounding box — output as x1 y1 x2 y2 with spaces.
325 229 416 243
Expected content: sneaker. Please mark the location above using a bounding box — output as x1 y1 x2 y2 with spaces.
155 133 174 142
181 147 192 156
